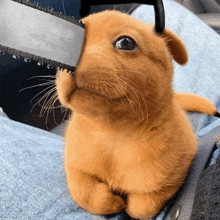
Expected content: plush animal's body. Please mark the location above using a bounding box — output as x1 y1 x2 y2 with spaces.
56 10 218 219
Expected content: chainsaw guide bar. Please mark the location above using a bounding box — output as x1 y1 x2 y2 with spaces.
0 0 85 72
11 0 85 28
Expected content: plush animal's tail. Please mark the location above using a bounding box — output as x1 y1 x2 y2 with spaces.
175 93 220 117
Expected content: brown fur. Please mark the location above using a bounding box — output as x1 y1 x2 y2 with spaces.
56 10 216 219
175 93 217 115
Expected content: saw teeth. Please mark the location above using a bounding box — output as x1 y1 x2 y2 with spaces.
24 57 31 62
48 7 54 13
24 57 29 62
47 64 51 69
0 50 5 55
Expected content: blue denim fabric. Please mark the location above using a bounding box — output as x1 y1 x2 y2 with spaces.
1 0 220 219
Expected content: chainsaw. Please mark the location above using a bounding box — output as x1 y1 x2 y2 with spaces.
0 0 165 73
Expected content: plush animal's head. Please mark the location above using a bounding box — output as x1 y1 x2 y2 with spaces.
56 10 188 127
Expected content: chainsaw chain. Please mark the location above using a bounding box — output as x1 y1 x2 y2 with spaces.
0 44 76 72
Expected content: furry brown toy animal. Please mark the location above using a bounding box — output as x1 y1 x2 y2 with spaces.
56 10 218 219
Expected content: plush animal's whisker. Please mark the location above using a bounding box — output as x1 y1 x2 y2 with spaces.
103 81 124 99
40 103 64 110
119 76 148 120
27 75 56 81
30 87 56 113
120 76 147 103
130 88 148 119
118 77 141 105
113 4 122 10
127 89 145 119
40 90 57 117
112 67 164 118
111 69 155 86
45 107 51 130
30 84 55 103
51 96 59 126
115 86 133 107
41 92 58 129
120 4 124 12
98 81 131 108
101 81 113 98
43 92 58 112
25 74 68 127
145 98 167 115
35 87 56 116
19 81 54 92
62 0 66 16
127 3 138 14
124 90 144 118
61 106 68 113
38 79 56 83
61 107 70 124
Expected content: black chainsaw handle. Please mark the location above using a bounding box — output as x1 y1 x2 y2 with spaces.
80 0 165 34
154 0 165 34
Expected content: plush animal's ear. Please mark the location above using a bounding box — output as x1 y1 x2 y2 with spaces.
162 29 188 65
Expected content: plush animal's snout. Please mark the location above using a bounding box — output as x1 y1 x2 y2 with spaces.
74 45 129 100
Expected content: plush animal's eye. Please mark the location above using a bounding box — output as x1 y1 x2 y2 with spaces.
114 37 137 51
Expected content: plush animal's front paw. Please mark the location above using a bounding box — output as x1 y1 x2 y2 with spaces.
88 183 126 215
125 192 163 219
